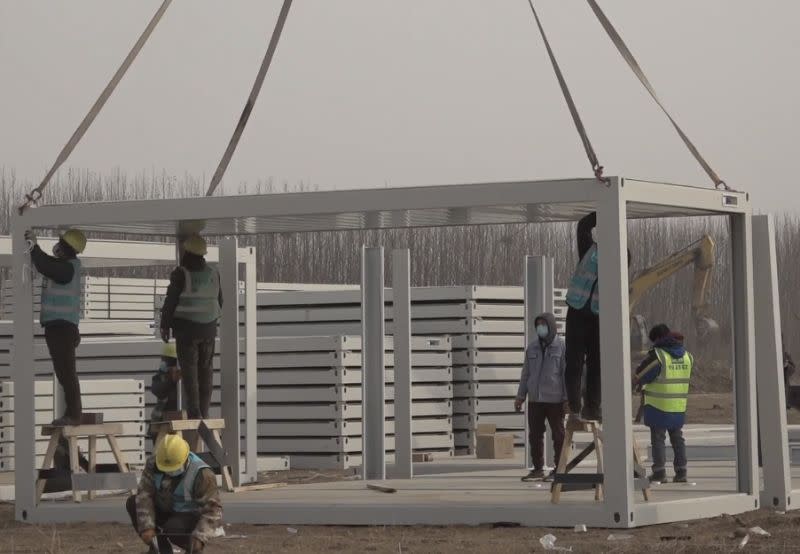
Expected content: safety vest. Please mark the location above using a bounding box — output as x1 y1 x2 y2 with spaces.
565 244 599 314
154 452 210 513
40 259 82 326
174 266 220 324
643 349 694 413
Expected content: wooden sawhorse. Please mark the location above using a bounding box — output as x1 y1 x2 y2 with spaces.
551 418 650 503
36 422 136 503
151 418 234 492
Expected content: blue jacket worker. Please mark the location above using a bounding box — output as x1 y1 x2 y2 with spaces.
632 324 693 484
515 312 566 480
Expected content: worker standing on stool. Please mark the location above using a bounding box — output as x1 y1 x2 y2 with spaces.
515 312 566 481
128 434 222 553
160 235 222 420
24 228 87 426
633 324 693 484
150 342 181 441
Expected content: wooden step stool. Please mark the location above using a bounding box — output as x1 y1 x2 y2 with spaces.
37 417 136 503
151 418 234 492
551 418 650 504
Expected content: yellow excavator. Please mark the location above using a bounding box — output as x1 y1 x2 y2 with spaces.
628 235 719 422
628 234 718 356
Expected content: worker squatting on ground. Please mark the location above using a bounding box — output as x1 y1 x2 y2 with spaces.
149 342 181 441
515 312 566 481
160 235 222 420
564 212 630 422
632 324 694 484
128 434 222 553
24 228 87 426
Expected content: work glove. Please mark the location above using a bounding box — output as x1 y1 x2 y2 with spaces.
160 327 170 343
139 528 156 545
513 398 523 413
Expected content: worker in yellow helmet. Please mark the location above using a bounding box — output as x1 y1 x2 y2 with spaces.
127 434 222 553
23 228 87 426
149 342 181 441
159 235 222 420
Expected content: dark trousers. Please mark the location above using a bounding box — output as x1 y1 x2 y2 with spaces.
176 336 216 419
564 307 601 413
44 325 82 419
528 402 566 470
650 427 687 474
126 495 201 552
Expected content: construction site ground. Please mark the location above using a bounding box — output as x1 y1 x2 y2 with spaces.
2 393 799 553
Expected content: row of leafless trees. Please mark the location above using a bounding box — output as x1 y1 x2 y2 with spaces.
1 168 798 363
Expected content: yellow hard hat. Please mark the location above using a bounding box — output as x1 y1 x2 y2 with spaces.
161 342 177 359
61 229 86 253
183 235 207 256
156 434 190 473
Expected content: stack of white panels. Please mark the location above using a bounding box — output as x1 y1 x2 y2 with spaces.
257 335 454 469
0 379 146 470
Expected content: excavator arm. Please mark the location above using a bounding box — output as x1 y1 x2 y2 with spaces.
628 235 718 354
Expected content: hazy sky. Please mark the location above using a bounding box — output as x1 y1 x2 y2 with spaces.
2 1 799 213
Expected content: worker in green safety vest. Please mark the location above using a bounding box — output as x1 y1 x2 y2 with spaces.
160 235 222 420
24 228 87 426
632 324 693 484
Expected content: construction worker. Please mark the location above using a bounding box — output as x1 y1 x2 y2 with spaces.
127 434 222 553
149 342 181 441
515 312 566 481
783 335 795 409
160 235 222 420
632 324 693 484
564 211 630 422
24 228 87 426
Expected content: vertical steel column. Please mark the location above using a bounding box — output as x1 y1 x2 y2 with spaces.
174 236 183 410
523 256 555 468
596 179 634 526
392 249 412 479
361 246 386 480
219 237 242 486
731 213 759 497
752 215 791 510
244 247 258 483
11 216 36 521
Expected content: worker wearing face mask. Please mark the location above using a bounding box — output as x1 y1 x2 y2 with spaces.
515 312 567 481
127 434 222 553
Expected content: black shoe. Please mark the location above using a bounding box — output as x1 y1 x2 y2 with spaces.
543 470 556 482
673 473 688 483
521 468 546 481
648 471 667 484
581 406 602 423
50 415 81 427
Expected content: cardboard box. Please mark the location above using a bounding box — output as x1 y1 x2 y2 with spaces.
475 424 515 459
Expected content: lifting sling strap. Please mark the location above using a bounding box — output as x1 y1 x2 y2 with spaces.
586 0 729 190
18 0 173 214
205 0 294 197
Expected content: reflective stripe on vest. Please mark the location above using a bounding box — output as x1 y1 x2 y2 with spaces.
174 266 220 324
643 349 694 413
40 259 82 326
565 243 599 314
153 452 210 513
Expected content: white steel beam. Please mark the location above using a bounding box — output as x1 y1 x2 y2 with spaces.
11 216 36 521
243 246 258 484
361 246 386 480
392 249 412 479
598 179 634 526
731 212 759 501
219 237 243 486
752 215 792 510
621 179 749 215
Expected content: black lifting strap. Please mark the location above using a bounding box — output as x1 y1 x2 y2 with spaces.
526 0 608 182
586 0 730 191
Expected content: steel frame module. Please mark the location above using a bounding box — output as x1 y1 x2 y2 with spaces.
10 177 759 527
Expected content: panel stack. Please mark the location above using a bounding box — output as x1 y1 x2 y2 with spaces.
256 335 453 469
0 379 146 470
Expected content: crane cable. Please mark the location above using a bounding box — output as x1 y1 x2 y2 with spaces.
17 0 173 215
586 0 730 191
205 0 294 197
526 0 608 183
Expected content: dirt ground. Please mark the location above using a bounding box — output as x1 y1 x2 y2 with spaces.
2 394 799 553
